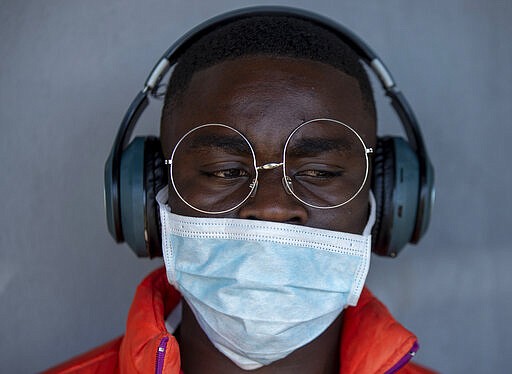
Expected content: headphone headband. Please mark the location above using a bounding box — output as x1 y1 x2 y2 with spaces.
146 7 387 93
105 6 434 257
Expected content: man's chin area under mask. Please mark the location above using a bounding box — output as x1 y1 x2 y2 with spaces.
178 300 345 373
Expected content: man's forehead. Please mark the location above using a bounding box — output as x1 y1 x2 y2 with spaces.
162 56 375 152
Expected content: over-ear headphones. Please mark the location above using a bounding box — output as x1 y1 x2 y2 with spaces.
104 6 434 258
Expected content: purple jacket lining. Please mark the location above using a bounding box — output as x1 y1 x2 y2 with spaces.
155 336 169 374
385 341 419 374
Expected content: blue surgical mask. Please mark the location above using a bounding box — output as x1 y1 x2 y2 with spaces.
157 188 375 370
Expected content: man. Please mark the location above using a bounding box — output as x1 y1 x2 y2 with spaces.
47 12 434 374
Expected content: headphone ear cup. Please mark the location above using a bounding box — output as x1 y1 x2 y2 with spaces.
119 136 167 257
372 137 395 256
143 137 167 257
104 149 121 242
372 136 420 257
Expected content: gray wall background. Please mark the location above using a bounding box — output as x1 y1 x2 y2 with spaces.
1 1 511 373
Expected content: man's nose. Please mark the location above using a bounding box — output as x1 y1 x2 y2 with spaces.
238 165 308 224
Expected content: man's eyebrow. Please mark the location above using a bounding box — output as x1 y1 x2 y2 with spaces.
186 134 251 154
286 137 353 157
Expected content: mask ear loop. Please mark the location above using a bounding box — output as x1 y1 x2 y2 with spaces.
363 191 377 236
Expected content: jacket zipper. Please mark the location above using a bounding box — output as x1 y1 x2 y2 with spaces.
155 336 169 374
385 341 419 374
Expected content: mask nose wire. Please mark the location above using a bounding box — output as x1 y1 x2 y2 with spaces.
250 162 293 198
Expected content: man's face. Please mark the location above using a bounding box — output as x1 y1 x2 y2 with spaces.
161 56 376 234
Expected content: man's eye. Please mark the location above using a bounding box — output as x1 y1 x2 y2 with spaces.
210 168 249 179
296 169 343 179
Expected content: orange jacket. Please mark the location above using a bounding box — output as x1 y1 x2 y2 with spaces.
45 267 435 373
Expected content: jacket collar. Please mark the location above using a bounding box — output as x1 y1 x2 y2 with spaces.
119 267 181 373
119 267 417 374
340 288 418 373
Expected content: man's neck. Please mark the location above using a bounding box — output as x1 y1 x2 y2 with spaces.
179 301 343 374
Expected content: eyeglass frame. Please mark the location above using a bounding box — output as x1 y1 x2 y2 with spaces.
165 118 373 215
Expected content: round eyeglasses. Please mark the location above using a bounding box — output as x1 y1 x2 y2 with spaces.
165 118 373 214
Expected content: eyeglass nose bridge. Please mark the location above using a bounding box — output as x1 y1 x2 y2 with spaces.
249 162 293 198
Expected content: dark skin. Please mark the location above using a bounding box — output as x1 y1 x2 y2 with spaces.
160 55 376 374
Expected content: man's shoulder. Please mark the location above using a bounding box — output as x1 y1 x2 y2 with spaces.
42 336 123 373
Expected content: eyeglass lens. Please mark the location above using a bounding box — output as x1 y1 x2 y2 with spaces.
284 119 369 209
170 124 257 214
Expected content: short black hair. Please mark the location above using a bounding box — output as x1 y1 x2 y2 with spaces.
162 15 376 123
